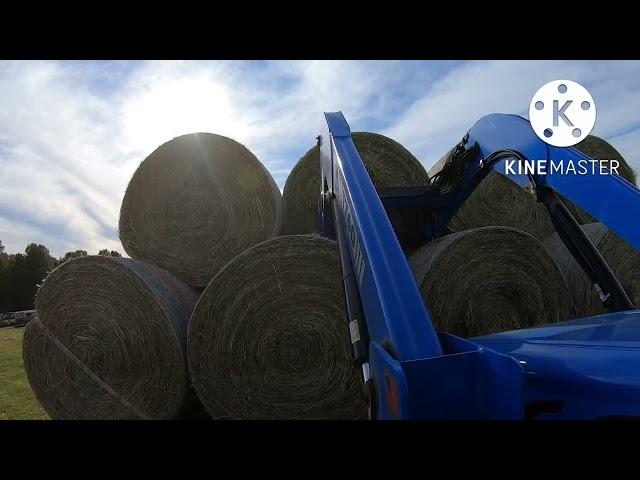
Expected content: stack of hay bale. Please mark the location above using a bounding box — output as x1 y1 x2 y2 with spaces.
22 125 639 420
434 134 640 330
24 132 295 419
26 131 398 420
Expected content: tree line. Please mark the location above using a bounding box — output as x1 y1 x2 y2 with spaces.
0 240 121 313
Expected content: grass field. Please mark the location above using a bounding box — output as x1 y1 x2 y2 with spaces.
0 327 48 420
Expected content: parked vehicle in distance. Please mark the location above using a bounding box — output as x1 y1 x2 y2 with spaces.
0 312 15 327
0 310 36 328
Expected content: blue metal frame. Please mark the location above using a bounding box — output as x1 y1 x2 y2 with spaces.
473 311 640 419
320 112 524 419
465 113 640 251
319 111 640 419
320 112 442 360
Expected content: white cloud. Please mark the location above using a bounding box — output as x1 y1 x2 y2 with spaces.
384 60 640 172
0 60 639 257
0 60 402 256
0 61 124 256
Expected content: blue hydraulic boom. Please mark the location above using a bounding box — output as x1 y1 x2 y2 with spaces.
318 111 640 419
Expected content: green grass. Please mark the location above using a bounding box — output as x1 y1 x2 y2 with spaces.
0 327 48 420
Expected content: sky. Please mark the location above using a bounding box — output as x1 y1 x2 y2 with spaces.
1 60 639 257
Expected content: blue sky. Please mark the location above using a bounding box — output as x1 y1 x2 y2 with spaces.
1 60 639 257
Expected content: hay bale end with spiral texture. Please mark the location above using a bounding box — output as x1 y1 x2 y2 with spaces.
282 132 430 234
409 226 575 338
119 132 282 288
575 134 636 186
543 223 640 318
188 234 367 420
23 256 199 420
447 171 554 240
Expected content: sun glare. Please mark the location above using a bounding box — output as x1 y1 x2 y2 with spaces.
122 76 252 155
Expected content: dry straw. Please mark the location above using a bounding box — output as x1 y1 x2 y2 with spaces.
23 256 199 420
448 171 554 240
188 235 368 419
282 132 429 234
544 223 640 317
119 132 282 288
447 135 637 237
409 226 575 337
576 135 636 186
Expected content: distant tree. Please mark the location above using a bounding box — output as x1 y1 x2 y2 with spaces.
0 242 125 314
11 243 57 310
59 250 88 264
98 249 122 257
0 241 7 268
0 240 14 312
10 253 28 309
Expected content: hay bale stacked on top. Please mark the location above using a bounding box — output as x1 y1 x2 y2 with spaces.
119 132 282 288
24 256 199 420
576 135 637 186
282 132 429 234
427 140 554 240
25 132 284 420
445 135 637 238
409 226 575 338
27 122 637 420
188 235 367 420
544 223 640 318
448 171 554 240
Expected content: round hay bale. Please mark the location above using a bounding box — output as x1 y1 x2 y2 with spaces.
576 134 636 186
119 132 282 288
543 222 640 317
448 171 554 240
281 132 430 234
409 226 575 338
188 234 367 419
23 256 199 420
